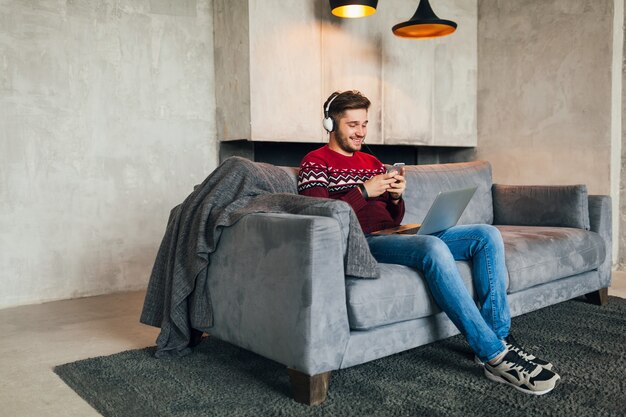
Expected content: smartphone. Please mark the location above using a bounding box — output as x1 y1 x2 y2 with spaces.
386 162 405 175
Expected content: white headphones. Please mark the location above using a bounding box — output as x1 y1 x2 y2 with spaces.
322 93 340 133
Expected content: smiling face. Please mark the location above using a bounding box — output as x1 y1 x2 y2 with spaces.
328 108 368 156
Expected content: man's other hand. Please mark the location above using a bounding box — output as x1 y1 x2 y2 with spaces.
388 168 406 202
363 173 400 198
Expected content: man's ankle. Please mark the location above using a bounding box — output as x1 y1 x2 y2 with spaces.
488 349 507 366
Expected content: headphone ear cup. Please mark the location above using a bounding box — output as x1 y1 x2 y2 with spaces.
322 116 334 133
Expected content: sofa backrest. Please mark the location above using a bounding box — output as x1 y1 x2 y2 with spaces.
402 161 494 226
282 160 494 225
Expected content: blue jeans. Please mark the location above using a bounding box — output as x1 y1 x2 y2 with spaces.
365 224 510 362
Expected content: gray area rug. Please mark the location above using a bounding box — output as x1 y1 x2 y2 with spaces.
55 297 626 417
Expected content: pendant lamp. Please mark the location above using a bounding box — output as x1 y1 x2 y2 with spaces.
330 0 378 18
392 0 457 39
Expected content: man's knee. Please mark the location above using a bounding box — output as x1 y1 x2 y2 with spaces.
472 224 503 245
419 236 455 263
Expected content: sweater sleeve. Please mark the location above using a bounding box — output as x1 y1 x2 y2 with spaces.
298 156 330 195
385 193 405 224
337 187 368 212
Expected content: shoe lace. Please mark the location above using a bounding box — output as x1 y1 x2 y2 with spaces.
506 335 532 359
507 351 537 375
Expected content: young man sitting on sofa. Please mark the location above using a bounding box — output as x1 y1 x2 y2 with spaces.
297 90 561 396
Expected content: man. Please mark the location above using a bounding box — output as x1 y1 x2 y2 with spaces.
298 90 560 395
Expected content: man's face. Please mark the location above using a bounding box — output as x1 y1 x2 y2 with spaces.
329 108 368 156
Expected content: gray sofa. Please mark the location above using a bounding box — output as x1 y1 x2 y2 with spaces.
205 160 611 405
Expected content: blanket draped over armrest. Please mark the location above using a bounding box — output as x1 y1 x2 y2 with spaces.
140 156 378 358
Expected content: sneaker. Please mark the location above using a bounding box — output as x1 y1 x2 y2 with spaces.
505 335 554 371
474 336 555 371
484 349 561 395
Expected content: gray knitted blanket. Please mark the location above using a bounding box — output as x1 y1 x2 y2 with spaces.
140 156 379 358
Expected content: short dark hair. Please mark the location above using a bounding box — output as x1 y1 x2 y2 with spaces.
324 90 371 124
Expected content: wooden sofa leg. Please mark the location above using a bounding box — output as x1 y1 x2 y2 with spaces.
585 288 609 306
287 368 331 406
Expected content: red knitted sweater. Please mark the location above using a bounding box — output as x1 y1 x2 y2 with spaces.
297 145 405 234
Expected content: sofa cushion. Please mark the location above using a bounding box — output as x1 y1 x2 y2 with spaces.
497 226 605 293
402 161 494 226
493 184 590 230
346 262 474 330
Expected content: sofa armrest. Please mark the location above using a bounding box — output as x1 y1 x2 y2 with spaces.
492 184 590 229
588 195 612 287
206 212 351 375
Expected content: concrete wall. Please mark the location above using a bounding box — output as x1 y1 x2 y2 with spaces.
478 0 613 194
0 0 217 309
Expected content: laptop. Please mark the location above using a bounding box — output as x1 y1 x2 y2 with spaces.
371 186 478 236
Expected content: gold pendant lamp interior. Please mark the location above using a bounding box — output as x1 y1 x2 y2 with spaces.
329 0 378 19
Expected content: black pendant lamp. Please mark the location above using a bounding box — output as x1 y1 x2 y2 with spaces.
392 0 457 39
330 0 378 18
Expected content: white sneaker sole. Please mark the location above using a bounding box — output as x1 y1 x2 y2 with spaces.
483 367 559 396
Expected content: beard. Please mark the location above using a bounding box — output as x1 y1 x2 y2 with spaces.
334 130 363 154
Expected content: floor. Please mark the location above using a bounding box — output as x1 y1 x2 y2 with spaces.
1 272 626 417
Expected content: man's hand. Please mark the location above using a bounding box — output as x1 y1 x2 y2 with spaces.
362 172 401 198
388 168 406 203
